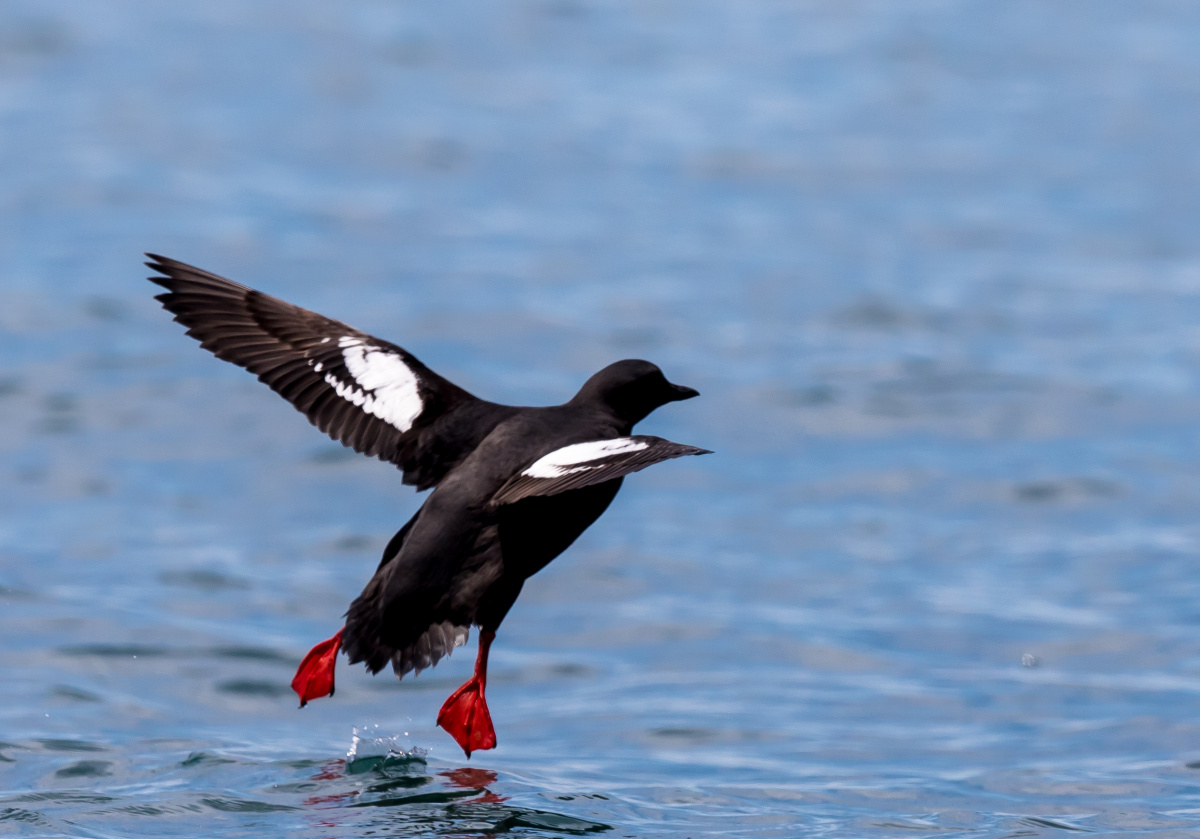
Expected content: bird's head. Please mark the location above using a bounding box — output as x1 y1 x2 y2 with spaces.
570 359 699 426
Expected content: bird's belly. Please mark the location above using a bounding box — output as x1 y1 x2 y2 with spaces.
497 478 623 580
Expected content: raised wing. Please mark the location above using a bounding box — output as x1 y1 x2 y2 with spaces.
492 435 710 506
147 254 498 489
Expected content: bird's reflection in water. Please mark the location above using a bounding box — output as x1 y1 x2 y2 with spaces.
300 757 610 835
440 767 506 803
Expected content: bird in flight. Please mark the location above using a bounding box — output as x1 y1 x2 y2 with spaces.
147 254 709 757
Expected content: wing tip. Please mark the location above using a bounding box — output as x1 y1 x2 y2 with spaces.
145 252 174 288
144 253 255 301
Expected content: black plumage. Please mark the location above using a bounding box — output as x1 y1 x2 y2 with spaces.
147 254 709 755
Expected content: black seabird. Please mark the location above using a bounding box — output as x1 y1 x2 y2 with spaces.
147 254 709 756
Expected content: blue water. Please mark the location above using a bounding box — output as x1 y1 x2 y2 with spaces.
6 1 1200 835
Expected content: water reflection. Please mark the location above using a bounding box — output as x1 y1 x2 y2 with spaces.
295 754 608 835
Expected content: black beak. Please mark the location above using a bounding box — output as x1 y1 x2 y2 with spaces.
669 383 700 401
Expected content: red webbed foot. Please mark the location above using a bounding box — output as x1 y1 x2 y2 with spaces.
437 675 496 757
437 630 497 757
292 629 343 707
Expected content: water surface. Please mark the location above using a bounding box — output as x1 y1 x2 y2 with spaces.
6 1 1200 835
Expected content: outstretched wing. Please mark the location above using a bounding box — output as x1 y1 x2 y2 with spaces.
491 435 711 506
148 253 502 489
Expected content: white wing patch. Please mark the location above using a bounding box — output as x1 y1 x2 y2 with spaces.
315 336 423 432
522 438 650 479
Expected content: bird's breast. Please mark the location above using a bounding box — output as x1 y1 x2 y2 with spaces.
496 478 623 580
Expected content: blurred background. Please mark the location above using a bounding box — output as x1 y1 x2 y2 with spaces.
5 1 1200 836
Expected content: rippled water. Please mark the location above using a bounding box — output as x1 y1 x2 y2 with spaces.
7 1 1200 836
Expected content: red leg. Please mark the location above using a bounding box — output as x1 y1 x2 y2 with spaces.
291 629 343 707
437 630 497 758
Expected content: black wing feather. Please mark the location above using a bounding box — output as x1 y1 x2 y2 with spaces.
147 253 503 488
491 435 711 506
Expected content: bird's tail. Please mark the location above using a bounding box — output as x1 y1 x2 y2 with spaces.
340 512 471 678
343 580 469 678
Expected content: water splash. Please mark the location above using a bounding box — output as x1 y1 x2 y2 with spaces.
346 725 426 775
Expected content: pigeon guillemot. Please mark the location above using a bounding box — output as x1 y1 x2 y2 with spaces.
147 254 709 756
